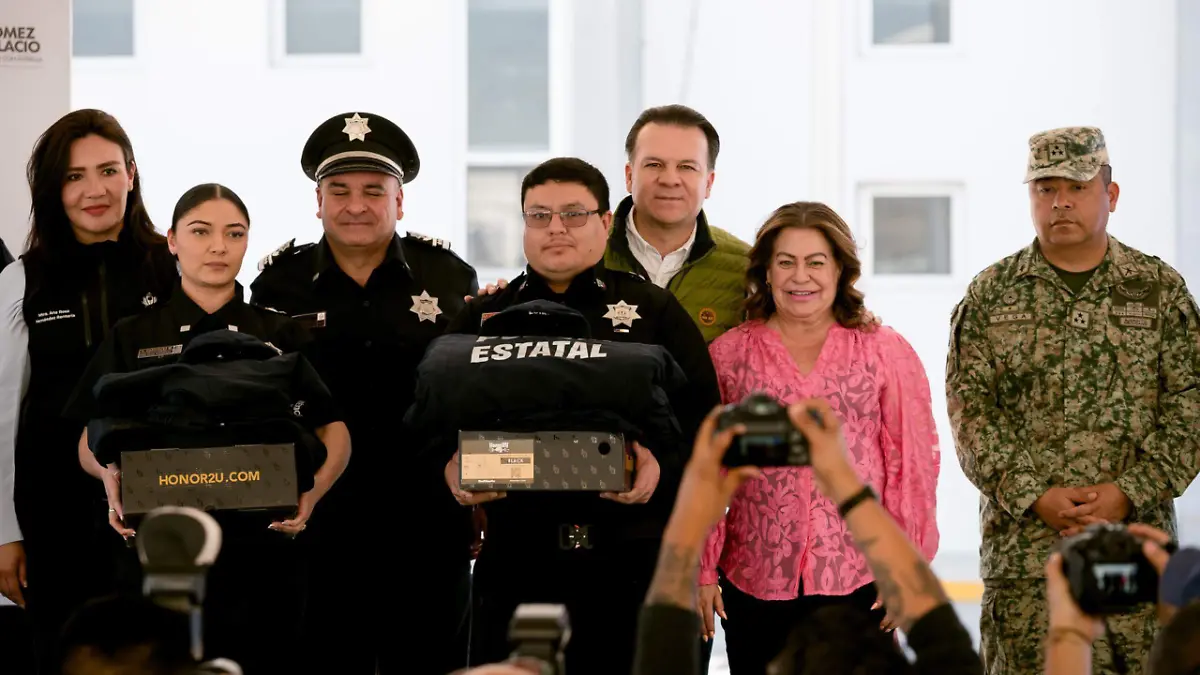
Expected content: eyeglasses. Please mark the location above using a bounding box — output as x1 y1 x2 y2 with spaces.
522 209 603 229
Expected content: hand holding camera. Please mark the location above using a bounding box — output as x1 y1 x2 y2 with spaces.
716 392 864 504
1047 522 1177 647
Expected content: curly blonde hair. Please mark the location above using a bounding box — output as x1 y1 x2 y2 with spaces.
744 201 872 330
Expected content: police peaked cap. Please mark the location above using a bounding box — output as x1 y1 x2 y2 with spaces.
478 300 593 339
301 111 420 183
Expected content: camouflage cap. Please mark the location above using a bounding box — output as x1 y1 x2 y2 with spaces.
1023 126 1109 183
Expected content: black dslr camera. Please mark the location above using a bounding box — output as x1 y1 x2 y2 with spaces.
716 392 816 467
1060 523 1159 616
508 604 570 675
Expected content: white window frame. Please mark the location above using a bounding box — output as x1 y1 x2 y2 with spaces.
465 0 574 282
71 0 138 67
855 183 966 288
857 0 963 58
268 0 369 69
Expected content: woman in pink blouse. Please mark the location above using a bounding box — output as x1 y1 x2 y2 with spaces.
698 202 940 674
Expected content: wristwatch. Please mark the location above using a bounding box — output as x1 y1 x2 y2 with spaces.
837 485 877 519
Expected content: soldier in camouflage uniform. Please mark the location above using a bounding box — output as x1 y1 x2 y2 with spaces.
946 126 1200 675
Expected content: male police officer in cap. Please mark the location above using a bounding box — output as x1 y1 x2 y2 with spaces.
251 112 479 675
444 157 720 674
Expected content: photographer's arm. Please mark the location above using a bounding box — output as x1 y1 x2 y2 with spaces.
633 409 758 675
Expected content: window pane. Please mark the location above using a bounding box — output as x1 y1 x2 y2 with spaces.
73 0 134 57
468 0 550 150
468 167 530 269
286 0 361 55
873 0 951 45
873 196 951 274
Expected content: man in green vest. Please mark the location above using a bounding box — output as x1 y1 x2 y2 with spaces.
605 105 749 343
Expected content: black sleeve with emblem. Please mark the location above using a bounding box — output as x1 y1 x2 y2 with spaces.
61 316 140 426
287 353 342 429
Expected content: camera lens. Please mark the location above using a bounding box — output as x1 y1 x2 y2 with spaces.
597 442 611 455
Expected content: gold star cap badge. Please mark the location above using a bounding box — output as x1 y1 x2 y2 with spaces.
342 113 371 142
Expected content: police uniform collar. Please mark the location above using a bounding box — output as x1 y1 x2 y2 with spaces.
518 263 606 299
313 233 410 283
170 282 247 328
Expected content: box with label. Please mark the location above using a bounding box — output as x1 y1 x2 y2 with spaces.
459 431 632 492
120 444 299 516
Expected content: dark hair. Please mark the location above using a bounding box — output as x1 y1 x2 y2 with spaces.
624 104 720 170
25 108 163 257
171 183 250 231
1149 603 1200 675
521 157 610 213
745 201 872 330
58 594 195 675
1101 164 1113 186
771 605 913 675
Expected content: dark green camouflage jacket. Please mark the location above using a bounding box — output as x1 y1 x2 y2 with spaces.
947 236 1200 579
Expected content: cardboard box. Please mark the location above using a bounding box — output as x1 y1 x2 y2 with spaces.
120 444 299 516
459 431 632 492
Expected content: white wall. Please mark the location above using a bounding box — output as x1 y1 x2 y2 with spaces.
641 0 1181 574
61 0 1187 579
0 0 71 255
71 0 468 288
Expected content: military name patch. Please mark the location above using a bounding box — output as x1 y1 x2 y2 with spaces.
988 311 1034 325
1110 280 1160 330
137 344 183 359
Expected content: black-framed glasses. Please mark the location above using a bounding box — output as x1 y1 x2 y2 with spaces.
522 209 602 229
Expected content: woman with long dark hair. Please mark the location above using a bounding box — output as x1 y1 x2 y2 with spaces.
0 109 178 671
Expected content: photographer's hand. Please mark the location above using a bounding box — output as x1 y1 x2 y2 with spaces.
1127 523 1175 623
601 442 660 505
646 407 759 611
1044 552 1102 674
791 399 950 634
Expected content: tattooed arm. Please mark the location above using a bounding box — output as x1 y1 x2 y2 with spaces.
631 409 760 675
791 400 949 633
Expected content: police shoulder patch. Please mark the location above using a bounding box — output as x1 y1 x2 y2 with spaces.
405 231 453 250
258 238 296 272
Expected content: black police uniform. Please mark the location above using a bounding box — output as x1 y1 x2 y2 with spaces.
61 283 338 675
446 264 720 675
248 111 480 675
0 231 177 672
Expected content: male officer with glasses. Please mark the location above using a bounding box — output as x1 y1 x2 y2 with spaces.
442 157 719 674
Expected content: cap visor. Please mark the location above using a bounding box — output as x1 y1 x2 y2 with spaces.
1023 166 1101 184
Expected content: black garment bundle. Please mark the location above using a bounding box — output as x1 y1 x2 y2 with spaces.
86 331 331 492
406 300 688 458
405 301 693 532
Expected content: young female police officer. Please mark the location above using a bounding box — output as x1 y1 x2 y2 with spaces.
0 109 179 671
64 183 351 675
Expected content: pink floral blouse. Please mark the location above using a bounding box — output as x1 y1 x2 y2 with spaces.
699 320 940 600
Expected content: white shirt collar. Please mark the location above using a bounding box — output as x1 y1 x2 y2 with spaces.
625 209 697 288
